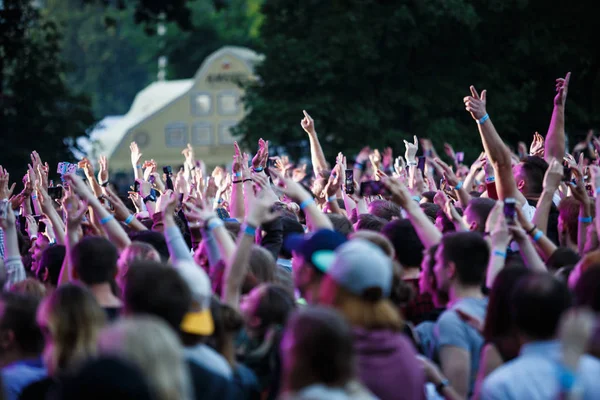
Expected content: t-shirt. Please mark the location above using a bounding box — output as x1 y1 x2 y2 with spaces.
434 297 488 395
2 359 47 400
185 343 232 379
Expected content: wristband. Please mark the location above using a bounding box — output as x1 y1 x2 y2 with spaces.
476 113 489 125
327 195 337 203
493 250 507 258
30 235 38 240
234 172 242 178
579 216 593 223
407 162 417 167
485 176 495 183
253 166 264 173
354 162 366 171
31 194 38 200
454 181 464 190
300 198 315 210
124 214 134 225
526 225 537 235
243 178 253 183
49 239 56 245
232 180 243 184
243 224 257 237
596 187 600 196
532 230 543 242
100 181 109 188
100 215 115 225
136 165 142 169
411 195 421 202
206 218 224 231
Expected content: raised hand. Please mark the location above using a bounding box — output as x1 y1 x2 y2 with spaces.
464 86 487 120
543 158 564 192
64 174 94 201
246 190 279 227
323 164 342 197
554 72 571 107
128 191 143 213
433 158 459 188
0 166 16 200
183 198 218 227
63 193 88 230
382 176 412 208
98 155 109 184
300 110 316 136
403 135 418 163
272 170 311 203
394 156 406 177
158 189 178 216
130 142 142 167
181 143 195 167
382 147 393 171
292 164 307 182
444 143 456 160
369 149 382 171
252 138 268 169
175 168 187 194
529 132 545 158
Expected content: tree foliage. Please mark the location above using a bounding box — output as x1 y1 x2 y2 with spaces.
236 0 600 162
0 0 95 179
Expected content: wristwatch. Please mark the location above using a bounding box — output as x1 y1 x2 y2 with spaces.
436 378 450 395
143 193 156 203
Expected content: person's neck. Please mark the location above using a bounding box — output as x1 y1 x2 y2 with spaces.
88 283 122 308
401 266 420 280
448 282 483 304
304 282 320 305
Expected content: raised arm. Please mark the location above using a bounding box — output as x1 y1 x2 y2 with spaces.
532 158 563 234
383 177 442 248
36 183 66 245
0 168 26 289
301 110 328 177
464 86 527 205
544 72 571 162
222 192 277 308
230 142 245 219
57 193 88 285
130 142 143 181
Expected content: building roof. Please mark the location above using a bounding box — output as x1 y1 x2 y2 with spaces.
85 46 262 160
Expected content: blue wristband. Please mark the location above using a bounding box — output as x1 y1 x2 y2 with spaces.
207 218 224 231
493 250 507 258
532 230 543 242
100 215 115 225
454 181 464 190
327 195 337 203
243 224 257 237
300 198 315 210
31 194 38 200
253 166 264 173
595 187 600 195
411 195 421 202
477 113 489 125
234 172 242 178
124 214 134 225
579 216 593 223
485 176 495 183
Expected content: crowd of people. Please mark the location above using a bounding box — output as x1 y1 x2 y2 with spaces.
0 72 599 400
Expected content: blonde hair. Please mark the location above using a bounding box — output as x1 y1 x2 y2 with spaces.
41 284 106 375
333 285 403 332
11 278 47 300
98 316 193 400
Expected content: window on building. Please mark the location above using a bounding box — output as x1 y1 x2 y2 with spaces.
191 122 213 146
165 122 189 147
190 92 212 116
218 122 238 145
217 91 239 115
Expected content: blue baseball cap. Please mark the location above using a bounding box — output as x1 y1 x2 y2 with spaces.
284 229 347 273
314 239 393 299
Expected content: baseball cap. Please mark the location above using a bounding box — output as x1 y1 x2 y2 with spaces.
315 239 393 299
175 261 214 336
284 229 347 273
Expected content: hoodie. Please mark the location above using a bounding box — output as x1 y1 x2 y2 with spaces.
353 328 426 400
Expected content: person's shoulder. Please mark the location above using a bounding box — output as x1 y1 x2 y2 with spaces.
187 359 236 400
481 361 515 399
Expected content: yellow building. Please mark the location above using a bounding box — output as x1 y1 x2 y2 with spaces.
87 46 263 172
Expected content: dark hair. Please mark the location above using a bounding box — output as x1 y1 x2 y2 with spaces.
483 267 532 343
123 261 192 333
435 208 461 234
128 231 168 262
465 197 496 232
546 247 581 273
356 214 387 232
381 219 424 267
420 203 440 224
326 214 354 237
520 156 548 195
558 197 579 245
280 217 305 259
368 200 401 221
423 244 448 304
574 265 600 312
283 306 355 392
440 232 489 286
511 273 572 340
254 284 295 332
0 292 43 355
555 265 575 283
421 191 436 203
71 237 118 285
38 245 66 286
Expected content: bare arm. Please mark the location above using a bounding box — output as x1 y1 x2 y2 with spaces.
464 87 527 205
472 344 504 400
544 73 570 162
533 159 563 234
301 110 328 176
439 346 470 399
36 185 66 245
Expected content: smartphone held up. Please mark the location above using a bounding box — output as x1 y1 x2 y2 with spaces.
359 180 391 197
